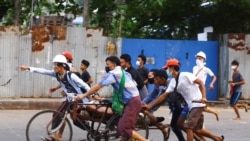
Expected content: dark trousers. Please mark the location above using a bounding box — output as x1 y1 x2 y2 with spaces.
170 108 186 141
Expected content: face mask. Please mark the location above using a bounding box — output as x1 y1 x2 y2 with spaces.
105 66 110 73
148 78 154 84
166 69 172 77
231 65 237 69
196 59 204 68
136 61 140 66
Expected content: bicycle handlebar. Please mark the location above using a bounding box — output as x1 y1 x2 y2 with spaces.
66 93 76 102
66 93 112 104
192 100 206 103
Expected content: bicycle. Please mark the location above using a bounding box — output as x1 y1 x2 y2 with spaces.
25 93 149 141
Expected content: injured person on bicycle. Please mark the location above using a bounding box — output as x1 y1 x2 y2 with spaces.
75 92 114 121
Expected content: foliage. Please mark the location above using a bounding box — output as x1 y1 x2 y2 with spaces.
0 0 82 27
1 0 250 39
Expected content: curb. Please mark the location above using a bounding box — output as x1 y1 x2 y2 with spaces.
0 98 62 110
0 98 249 110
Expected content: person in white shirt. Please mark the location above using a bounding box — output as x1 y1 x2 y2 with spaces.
193 51 219 121
143 58 224 141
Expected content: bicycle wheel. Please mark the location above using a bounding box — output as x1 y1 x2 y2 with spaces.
104 114 149 140
104 115 121 141
26 110 73 141
135 114 149 139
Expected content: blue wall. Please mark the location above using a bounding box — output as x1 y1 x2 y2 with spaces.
121 38 218 100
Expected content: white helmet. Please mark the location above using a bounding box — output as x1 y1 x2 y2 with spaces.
195 51 206 60
52 54 67 63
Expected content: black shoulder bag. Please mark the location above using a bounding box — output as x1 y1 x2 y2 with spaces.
168 72 187 110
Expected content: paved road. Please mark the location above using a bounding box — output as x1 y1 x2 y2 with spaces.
0 106 249 141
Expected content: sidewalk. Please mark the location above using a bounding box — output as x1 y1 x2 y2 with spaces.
0 98 62 110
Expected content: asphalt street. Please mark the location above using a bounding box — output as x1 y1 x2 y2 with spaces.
0 106 249 141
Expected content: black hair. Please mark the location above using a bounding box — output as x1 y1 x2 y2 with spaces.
120 54 131 64
138 54 146 64
56 62 70 71
67 59 72 63
149 69 158 75
81 59 90 67
105 56 120 66
154 69 168 80
231 60 239 66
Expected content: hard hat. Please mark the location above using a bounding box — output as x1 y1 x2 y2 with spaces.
62 51 73 61
162 58 180 69
195 51 206 60
52 54 67 63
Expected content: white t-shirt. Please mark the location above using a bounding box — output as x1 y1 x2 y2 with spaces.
193 66 214 85
166 72 206 109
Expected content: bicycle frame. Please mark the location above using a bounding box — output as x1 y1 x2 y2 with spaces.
46 102 70 135
45 98 113 140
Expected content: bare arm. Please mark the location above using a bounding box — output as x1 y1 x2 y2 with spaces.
194 78 207 103
49 84 61 93
86 77 94 85
76 84 103 100
18 65 30 71
230 79 245 86
209 75 217 90
143 92 169 111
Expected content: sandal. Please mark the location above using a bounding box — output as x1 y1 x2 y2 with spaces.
40 136 56 141
221 135 224 141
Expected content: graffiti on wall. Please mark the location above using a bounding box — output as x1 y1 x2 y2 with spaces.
227 33 250 54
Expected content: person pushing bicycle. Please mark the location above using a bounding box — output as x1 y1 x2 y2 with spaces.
18 54 91 141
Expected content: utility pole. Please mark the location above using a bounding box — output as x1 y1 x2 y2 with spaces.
83 0 89 27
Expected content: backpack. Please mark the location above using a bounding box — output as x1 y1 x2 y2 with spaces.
167 72 187 110
56 71 87 93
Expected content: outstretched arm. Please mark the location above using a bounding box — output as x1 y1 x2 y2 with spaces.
18 65 30 71
18 65 56 77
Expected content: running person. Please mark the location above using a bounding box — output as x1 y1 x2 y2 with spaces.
141 69 172 141
193 51 219 121
228 60 248 120
143 58 224 141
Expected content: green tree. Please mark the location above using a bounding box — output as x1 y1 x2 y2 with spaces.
1 0 250 39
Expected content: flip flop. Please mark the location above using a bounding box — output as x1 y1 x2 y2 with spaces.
40 136 56 141
221 135 224 141
163 127 171 141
